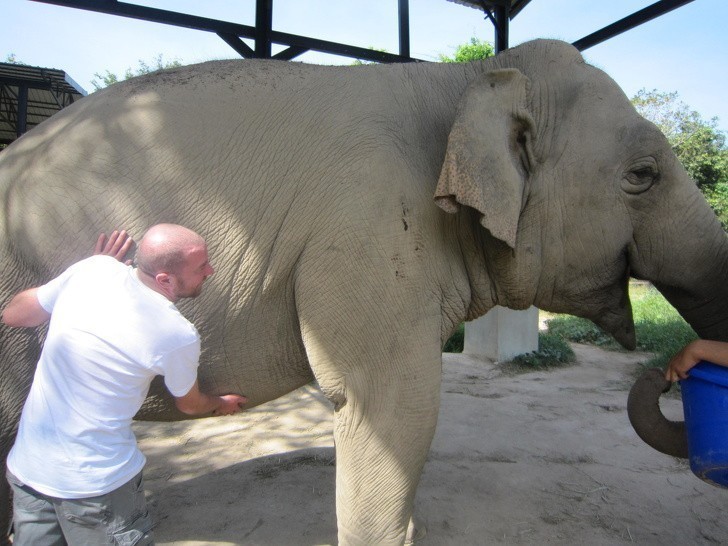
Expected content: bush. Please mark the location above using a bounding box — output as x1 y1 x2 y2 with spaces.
443 323 464 353
704 182 728 231
508 333 575 370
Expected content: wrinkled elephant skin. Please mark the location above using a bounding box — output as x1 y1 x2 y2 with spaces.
1 40 727 545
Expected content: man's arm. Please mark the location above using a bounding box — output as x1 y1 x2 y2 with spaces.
174 380 248 416
665 339 728 382
2 230 134 329
1 288 50 328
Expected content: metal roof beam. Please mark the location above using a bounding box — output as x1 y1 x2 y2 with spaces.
0 77 66 91
273 47 310 61
29 0 414 63
216 33 256 59
572 0 696 51
30 0 258 39
474 1 510 53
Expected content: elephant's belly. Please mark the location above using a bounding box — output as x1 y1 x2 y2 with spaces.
134 334 315 422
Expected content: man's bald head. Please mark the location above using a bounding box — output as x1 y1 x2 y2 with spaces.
136 224 206 276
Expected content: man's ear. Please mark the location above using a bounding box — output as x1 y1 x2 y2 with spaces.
155 272 172 287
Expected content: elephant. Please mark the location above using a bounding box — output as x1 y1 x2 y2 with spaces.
1 38 727 545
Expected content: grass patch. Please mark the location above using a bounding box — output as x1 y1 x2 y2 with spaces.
443 323 464 353
506 332 575 371
444 283 697 373
544 284 697 370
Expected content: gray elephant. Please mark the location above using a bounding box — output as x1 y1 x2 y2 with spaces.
1 39 726 545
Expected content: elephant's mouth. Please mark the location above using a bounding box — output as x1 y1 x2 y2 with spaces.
591 308 637 350
577 276 637 350
588 268 637 350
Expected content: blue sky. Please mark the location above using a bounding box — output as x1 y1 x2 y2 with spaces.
4 0 727 131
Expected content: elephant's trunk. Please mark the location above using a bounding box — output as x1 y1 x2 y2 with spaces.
655 282 728 343
627 368 688 458
632 186 728 343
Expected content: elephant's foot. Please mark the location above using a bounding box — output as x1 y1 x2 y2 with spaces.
405 516 427 544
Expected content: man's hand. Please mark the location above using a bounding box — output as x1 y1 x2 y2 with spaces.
94 230 134 264
212 394 249 416
665 339 728 382
175 381 248 416
665 344 699 382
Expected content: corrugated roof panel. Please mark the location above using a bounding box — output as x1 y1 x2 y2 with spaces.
0 63 86 146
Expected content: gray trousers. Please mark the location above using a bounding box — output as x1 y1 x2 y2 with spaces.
7 470 154 546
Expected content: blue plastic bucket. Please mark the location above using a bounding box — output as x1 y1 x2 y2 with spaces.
680 361 728 488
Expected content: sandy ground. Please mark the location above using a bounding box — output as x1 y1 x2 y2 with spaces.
135 344 728 545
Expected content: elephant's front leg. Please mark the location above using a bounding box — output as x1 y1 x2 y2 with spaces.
300 282 442 546
332 358 440 546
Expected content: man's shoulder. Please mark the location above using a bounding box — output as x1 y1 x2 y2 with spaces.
81 254 130 271
61 255 129 279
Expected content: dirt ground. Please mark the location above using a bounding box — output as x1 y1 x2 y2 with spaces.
134 343 728 545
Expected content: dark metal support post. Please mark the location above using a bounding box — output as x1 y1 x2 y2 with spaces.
493 4 510 53
16 85 27 137
255 0 273 58
398 0 410 58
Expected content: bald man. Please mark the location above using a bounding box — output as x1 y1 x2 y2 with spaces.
2 225 247 545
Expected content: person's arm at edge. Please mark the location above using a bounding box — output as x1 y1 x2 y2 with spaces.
665 339 728 382
1 288 50 328
2 230 134 329
174 380 248 416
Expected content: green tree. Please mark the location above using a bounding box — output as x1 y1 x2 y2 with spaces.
439 37 494 63
4 53 23 64
632 89 728 230
91 54 182 91
632 89 727 189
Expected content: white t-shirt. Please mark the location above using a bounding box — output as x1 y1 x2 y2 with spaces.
7 255 200 498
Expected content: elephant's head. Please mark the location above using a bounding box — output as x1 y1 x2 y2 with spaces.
435 40 728 349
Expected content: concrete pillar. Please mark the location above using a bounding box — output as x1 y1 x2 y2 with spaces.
464 306 539 362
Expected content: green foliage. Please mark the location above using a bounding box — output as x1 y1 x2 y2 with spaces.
632 89 727 189
439 37 494 63
509 332 575 370
4 53 23 64
444 287 693 373
351 47 389 66
91 54 183 91
703 182 728 231
443 323 464 353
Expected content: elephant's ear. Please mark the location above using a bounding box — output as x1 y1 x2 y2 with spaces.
434 68 535 249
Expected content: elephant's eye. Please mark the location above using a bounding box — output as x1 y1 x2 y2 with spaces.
623 158 659 194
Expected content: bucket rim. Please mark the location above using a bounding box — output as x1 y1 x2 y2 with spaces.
682 361 728 388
